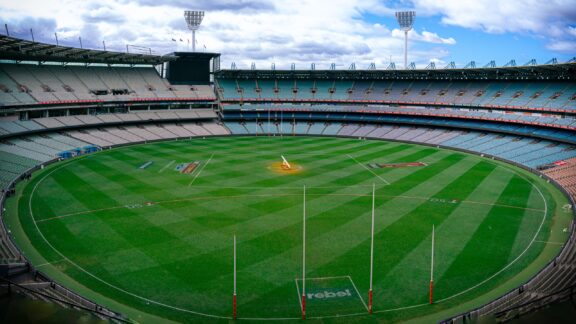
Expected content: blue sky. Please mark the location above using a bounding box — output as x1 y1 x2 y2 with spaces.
1 0 574 69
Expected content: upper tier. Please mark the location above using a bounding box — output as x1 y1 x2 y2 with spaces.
0 63 215 107
215 78 576 112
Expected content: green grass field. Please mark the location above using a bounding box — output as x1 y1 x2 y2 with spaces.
6 136 573 323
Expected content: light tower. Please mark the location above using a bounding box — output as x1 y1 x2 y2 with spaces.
184 10 204 52
395 11 415 69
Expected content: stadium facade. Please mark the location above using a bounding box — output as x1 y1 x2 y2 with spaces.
0 34 575 322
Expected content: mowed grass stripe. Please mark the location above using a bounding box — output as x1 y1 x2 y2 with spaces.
232 151 466 251
189 140 412 191
368 161 496 289
182 138 393 186
507 188 548 261
32 176 87 219
173 151 466 260
197 140 430 192
88 150 195 190
221 155 484 313
19 137 561 321
279 155 477 295
79 157 187 200
40 169 190 272
181 154 480 310
436 174 535 297
143 152 464 294
183 148 447 249
373 165 515 307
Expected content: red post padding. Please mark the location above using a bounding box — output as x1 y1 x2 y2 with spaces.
301 295 306 319
233 294 237 320
429 280 434 304
368 289 373 313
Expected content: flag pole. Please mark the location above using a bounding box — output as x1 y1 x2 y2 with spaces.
369 183 375 313
233 234 237 319
430 224 435 304
302 184 306 320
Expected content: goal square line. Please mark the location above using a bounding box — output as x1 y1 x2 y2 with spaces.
294 275 369 316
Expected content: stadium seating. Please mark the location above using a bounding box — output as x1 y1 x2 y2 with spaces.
220 104 576 135
217 78 576 111
223 121 576 169
544 158 576 196
0 63 215 105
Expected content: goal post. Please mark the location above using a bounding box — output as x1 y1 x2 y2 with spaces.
430 224 435 305
368 183 375 314
233 234 237 319
302 184 306 319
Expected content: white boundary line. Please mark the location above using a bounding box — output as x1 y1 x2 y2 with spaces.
346 154 391 185
158 160 175 173
22 142 556 321
188 153 214 187
535 240 565 245
431 167 549 305
34 258 66 268
29 161 233 320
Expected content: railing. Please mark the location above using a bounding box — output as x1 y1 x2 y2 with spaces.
1 124 574 323
494 283 576 321
0 275 128 322
0 159 127 323
439 182 575 323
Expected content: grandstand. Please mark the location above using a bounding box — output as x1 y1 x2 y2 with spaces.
0 33 575 322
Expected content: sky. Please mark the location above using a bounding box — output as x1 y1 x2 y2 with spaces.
0 0 575 69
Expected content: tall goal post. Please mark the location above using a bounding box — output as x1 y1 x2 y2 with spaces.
368 183 375 313
301 185 307 319
233 234 237 319
430 224 435 304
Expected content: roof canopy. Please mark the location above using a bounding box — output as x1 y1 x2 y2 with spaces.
0 35 176 65
217 63 576 81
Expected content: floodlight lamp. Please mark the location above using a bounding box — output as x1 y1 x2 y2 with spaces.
395 11 415 31
184 11 204 30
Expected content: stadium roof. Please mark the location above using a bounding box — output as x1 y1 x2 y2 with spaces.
0 35 176 65
216 62 576 81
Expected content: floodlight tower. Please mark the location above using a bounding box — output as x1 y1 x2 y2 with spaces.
184 10 204 52
395 11 415 69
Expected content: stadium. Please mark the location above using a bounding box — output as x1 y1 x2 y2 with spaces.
0 5 575 324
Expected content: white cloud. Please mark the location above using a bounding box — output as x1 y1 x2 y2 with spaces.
411 0 576 52
546 40 576 53
412 0 574 34
0 0 457 68
392 29 456 44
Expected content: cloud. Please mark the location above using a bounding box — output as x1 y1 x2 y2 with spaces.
2 17 56 39
0 0 458 67
82 7 126 24
412 0 576 34
392 28 456 44
411 0 576 53
134 0 275 12
546 40 576 53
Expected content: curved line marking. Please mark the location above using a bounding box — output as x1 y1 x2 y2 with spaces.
26 145 551 320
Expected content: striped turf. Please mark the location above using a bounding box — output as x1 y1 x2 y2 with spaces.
11 136 569 322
